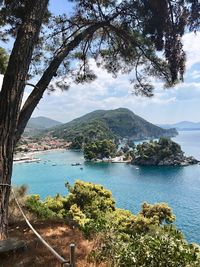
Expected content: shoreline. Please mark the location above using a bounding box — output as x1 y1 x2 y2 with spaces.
14 148 67 163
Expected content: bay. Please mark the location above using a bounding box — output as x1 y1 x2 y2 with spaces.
12 130 200 243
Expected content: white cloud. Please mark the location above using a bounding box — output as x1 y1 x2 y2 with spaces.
183 31 200 70
1 31 198 125
32 61 179 123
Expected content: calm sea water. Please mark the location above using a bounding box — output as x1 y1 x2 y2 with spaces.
12 131 200 243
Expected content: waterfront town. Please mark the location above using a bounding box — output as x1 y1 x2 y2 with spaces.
15 136 71 154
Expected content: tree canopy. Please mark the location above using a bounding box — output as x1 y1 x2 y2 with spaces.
84 139 117 160
0 47 8 74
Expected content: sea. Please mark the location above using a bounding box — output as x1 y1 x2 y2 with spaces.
12 130 200 244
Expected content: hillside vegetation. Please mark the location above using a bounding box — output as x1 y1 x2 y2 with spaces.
22 181 200 267
47 108 177 144
134 138 199 166
84 140 117 160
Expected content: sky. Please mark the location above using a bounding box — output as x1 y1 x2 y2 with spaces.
0 1 200 124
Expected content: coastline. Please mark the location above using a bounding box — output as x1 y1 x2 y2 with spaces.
14 148 67 163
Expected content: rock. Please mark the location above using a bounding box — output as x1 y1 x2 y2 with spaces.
133 155 199 167
180 162 189 166
186 156 199 165
0 238 27 255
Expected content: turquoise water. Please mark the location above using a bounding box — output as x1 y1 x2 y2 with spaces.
12 131 200 243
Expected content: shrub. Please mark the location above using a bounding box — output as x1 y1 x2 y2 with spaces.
140 202 176 224
24 180 200 267
65 180 115 219
93 227 200 267
68 204 90 227
25 195 56 219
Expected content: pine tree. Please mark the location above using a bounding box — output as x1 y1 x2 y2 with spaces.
0 0 199 239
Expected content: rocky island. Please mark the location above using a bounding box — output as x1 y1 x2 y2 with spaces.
133 138 199 166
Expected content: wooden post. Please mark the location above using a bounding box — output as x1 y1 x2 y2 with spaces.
70 243 75 267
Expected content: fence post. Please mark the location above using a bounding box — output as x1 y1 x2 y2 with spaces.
70 243 76 267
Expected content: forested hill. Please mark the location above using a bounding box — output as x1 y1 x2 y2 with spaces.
46 108 177 142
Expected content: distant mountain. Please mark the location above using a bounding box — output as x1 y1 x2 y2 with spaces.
47 108 177 142
27 116 62 129
158 121 200 131
24 116 62 136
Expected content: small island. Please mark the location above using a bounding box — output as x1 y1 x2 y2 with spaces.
83 137 199 167
84 139 117 161
133 138 199 166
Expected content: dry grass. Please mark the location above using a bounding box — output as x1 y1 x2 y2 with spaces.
0 221 107 267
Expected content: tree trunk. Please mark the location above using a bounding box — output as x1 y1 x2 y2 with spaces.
16 22 108 143
0 145 14 240
0 0 49 240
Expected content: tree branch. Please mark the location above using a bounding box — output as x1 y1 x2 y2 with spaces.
0 0 48 151
15 21 109 143
108 24 172 85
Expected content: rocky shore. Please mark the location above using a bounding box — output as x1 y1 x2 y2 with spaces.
133 154 199 166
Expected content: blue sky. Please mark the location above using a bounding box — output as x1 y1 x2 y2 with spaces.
0 1 200 124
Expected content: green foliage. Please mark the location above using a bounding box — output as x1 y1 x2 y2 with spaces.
105 208 136 233
52 118 116 146
25 192 71 220
68 204 90 227
24 180 200 266
43 193 68 218
65 180 116 235
105 203 175 236
94 227 200 267
84 139 117 160
141 202 176 224
69 135 84 149
25 195 57 219
66 180 115 219
135 137 183 165
0 47 8 74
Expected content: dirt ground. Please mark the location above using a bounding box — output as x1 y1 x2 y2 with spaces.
0 221 106 267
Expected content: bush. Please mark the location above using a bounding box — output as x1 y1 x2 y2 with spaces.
140 202 176 224
24 180 200 267
66 180 115 219
93 227 200 267
25 195 56 219
68 204 90 227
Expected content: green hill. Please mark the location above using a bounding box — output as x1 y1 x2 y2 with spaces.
46 108 177 143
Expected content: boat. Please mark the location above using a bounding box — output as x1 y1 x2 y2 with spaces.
71 162 82 166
